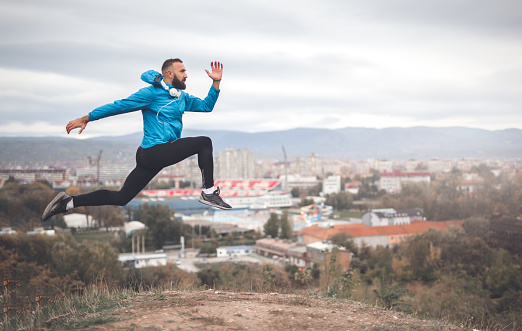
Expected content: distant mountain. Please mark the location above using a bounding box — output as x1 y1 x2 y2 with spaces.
1 127 521 165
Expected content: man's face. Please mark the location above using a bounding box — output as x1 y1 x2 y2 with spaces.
169 62 187 90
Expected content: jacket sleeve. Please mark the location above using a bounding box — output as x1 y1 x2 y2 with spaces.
88 87 154 121
184 86 220 113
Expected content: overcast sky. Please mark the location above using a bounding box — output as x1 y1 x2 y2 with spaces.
1 0 521 139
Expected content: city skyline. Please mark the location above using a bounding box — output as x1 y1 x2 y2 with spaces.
1 1 521 138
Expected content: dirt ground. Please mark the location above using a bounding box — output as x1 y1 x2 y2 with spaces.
97 290 467 331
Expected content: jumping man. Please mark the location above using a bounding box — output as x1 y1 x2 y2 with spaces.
42 58 231 222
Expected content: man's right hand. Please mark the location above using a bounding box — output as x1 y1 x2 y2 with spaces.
66 115 90 134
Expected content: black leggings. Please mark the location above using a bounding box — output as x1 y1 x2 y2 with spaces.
73 136 214 207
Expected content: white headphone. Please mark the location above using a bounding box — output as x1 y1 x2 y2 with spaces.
160 79 181 98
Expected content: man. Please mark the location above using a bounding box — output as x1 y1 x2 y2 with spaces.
42 58 231 223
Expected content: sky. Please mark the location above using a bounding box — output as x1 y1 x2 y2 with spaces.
1 0 521 139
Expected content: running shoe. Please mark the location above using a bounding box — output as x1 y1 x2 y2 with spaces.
42 192 71 222
198 187 232 210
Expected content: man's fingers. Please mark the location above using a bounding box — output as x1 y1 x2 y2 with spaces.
211 61 223 70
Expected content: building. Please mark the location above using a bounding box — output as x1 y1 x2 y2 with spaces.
298 220 464 248
64 213 97 228
428 159 455 173
345 181 361 195
369 159 393 173
0 168 67 186
27 228 56 236
307 241 352 271
279 174 319 190
253 237 295 260
323 175 341 195
0 228 16 235
216 246 252 258
118 252 168 269
76 164 134 186
362 208 423 227
253 237 351 270
216 148 256 179
379 169 431 193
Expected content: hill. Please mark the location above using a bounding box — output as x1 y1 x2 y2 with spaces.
38 290 466 330
1 126 521 165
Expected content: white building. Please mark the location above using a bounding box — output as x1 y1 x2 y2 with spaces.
323 175 341 195
64 213 97 228
27 228 55 236
279 174 319 190
353 161 371 175
0 168 67 186
216 246 252 258
379 169 431 193
76 164 134 183
369 159 393 173
118 252 167 269
428 159 455 173
362 208 424 227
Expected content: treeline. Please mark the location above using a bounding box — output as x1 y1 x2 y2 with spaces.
308 166 522 222
324 217 522 330
0 180 57 231
0 179 126 231
0 233 122 310
374 167 522 221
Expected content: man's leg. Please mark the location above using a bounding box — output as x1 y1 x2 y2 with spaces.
151 136 231 210
42 148 160 221
73 165 159 207
149 136 215 189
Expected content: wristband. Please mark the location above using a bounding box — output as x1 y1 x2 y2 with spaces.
213 79 222 82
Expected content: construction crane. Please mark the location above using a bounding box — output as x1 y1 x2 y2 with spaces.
282 146 288 192
96 150 103 186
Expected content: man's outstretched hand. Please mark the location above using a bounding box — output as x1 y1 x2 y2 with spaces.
205 61 223 81
66 115 90 134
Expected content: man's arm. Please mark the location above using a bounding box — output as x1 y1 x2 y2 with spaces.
66 87 154 134
205 61 223 91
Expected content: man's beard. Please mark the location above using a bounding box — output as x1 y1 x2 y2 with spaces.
172 75 186 90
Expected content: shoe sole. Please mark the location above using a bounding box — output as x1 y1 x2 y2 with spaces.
198 198 232 210
42 191 67 222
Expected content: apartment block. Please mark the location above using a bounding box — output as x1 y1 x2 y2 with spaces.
379 169 431 193
216 148 256 179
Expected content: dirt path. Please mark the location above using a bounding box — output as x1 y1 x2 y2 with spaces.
97 290 466 331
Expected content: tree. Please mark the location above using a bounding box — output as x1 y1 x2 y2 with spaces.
279 210 292 239
325 192 353 210
463 217 489 240
133 204 185 249
264 213 279 238
328 232 358 255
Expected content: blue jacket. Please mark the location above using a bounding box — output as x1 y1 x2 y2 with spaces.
88 70 220 149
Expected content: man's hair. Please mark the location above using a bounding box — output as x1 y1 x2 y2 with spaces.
162 58 183 76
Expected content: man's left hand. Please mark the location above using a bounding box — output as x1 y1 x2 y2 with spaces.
205 61 223 81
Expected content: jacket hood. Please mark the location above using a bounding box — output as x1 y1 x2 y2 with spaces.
141 70 163 87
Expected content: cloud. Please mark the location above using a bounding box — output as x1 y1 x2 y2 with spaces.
0 0 521 137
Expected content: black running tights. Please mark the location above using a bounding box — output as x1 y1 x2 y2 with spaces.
73 136 214 207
